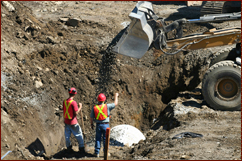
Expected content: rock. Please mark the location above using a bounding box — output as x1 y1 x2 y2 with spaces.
146 130 153 136
8 84 18 92
59 17 69 22
47 36 59 44
50 8 57 12
2 1 15 12
66 18 82 27
42 8 47 12
180 155 190 159
84 115 87 121
54 1 63 5
37 66 42 70
52 70 58 75
120 21 130 28
35 80 43 88
49 78 54 84
18 68 24 74
16 31 25 39
110 124 146 147
36 156 44 160
5 144 10 149
138 139 144 144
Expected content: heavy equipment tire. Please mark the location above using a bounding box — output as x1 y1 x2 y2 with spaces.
209 47 235 67
202 61 241 111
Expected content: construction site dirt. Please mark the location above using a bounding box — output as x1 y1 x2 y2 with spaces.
1 1 241 160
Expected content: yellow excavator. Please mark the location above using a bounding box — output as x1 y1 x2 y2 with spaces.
110 1 241 111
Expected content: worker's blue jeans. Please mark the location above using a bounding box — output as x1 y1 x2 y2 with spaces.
95 123 109 154
65 123 84 148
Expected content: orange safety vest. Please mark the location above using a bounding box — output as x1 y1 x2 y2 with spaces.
94 104 108 121
64 99 74 119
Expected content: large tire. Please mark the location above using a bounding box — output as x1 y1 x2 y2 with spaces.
202 61 241 111
209 46 236 67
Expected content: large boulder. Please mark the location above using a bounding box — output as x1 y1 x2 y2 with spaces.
110 124 146 147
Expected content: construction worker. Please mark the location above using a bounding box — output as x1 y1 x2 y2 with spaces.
63 87 85 155
90 93 119 157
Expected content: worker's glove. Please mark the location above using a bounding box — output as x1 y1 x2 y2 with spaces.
91 124 95 130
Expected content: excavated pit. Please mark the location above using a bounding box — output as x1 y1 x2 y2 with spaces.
1 1 241 160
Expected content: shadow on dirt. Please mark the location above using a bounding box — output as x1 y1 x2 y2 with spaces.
164 6 216 29
52 149 94 159
152 1 202 19
152 2 216 30
109 139 126 147
26 138 46 157
151 106 180 131
161 67 183 104
178 88 206 108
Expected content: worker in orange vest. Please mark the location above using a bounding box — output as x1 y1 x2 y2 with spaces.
90 93 119 157
63 87 85 155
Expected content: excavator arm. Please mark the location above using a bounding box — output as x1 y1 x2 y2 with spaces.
161 27 241 55
110 1 241 58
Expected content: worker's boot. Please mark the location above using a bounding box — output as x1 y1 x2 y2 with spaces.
79 147 85 156
66 146 73 153
93 153 99 158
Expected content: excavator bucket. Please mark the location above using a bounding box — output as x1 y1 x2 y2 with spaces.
111 1 156 59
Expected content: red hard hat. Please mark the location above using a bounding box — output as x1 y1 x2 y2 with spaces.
97 93 106 102
68 87 77 95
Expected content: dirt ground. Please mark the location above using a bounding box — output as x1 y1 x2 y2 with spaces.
1 1 241 160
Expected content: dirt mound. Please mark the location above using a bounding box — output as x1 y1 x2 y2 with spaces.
1 1 240 160
113 86 241 160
